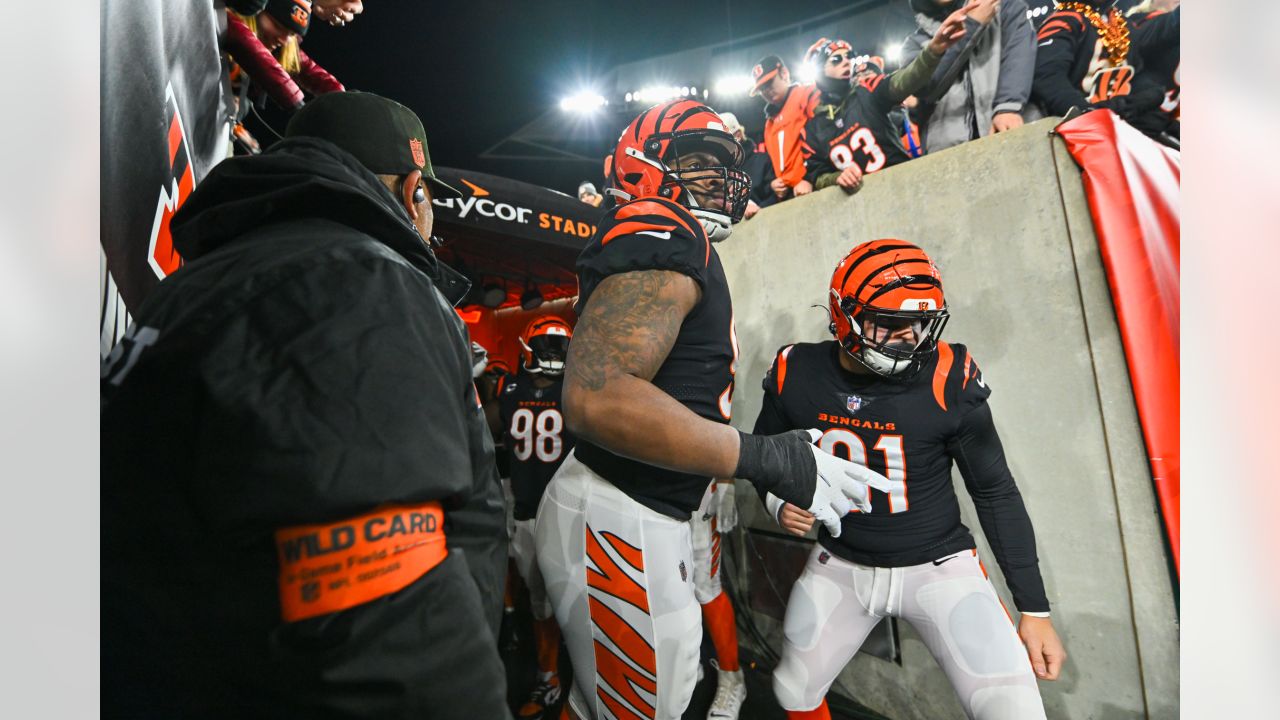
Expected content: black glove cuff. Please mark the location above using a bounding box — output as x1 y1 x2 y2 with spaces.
734 430 817 505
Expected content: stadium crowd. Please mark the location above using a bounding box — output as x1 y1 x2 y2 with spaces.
583 0 1179 212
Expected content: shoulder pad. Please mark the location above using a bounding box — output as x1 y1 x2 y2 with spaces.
579 197 711 282
762 344 796 395
928 342 990 413
602 198 705 246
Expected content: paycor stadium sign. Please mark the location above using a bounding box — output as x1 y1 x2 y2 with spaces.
431 170 599 245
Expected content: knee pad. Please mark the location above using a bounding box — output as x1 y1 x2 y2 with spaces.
771 656 819 712
948 591 1026 677
782 572 843 653
693 571 721 605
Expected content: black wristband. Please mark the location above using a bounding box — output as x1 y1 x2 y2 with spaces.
734 430 817 506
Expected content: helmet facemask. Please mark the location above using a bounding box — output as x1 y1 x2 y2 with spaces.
520 333 570 377
650 129 750 242
832 290 950 379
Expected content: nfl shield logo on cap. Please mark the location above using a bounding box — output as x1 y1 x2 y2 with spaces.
409 138 426 168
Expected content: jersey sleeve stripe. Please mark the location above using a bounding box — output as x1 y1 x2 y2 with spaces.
962 350 973 390
610 199 707 265
1037 17 1079 40
932 341 954 412
777 344 794 394
600 219 679 246
860 74 885 93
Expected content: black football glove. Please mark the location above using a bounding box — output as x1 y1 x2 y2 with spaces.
735 429 892 537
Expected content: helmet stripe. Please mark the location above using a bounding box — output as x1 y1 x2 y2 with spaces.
837 242 920 291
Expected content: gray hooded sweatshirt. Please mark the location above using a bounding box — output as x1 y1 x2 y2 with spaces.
904 0 1037 153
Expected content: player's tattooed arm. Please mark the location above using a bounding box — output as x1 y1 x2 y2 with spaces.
565 270 693 391
563 269 742 478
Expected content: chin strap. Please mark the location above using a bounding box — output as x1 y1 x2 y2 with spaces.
691 211 733 242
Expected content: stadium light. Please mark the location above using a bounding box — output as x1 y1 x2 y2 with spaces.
559 91 608 114
882 44 903 65
714 75 754 97
796 64 817 85
634 85 682 104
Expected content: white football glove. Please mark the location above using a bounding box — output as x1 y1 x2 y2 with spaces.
470 341 489 379
802 428 893 538
713 481 737 533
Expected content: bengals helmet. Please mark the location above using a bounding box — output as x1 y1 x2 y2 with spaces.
519 316 573 376
828 240 950 379
608 99 749 242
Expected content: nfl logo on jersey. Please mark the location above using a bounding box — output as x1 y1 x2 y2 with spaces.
846 395 863 413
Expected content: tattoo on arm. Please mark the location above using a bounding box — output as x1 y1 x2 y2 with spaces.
566 270 700 392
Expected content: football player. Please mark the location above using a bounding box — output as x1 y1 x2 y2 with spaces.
534 99 893 720
499 316 577 719
691 478 746 718
756 240 1066 720
801 6 970 193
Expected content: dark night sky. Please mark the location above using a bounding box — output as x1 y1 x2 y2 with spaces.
298 0 865 194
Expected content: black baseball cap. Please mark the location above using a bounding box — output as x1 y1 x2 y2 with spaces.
750 55 786 97
265 0 312 37
286 91 462 201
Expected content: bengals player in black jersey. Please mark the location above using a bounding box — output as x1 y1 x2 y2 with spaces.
800 7 970 194
533 100 893 720
755 240 1065 720
494 316 576 719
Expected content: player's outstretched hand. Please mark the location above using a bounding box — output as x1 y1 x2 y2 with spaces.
928 1 977 55
803 429 892 529
1019 615 1067 680
735 429 892 537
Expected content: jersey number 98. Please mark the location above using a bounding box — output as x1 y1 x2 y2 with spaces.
510 408 564 463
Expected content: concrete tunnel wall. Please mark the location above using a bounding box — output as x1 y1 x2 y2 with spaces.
717 118 1179 719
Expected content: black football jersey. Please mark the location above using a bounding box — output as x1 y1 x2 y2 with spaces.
753 340 1049 611
803 75 913 182
573 197 737 519
499 375 574 521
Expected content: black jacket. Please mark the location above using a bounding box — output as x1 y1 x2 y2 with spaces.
741 138 779 209
101 138 510 719
1032 3 1169 136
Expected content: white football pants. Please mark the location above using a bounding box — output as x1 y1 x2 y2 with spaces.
773 545 1046 719
535 451 704 719
690 480 723 605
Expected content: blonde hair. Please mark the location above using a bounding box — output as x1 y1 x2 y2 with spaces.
231 11 301 75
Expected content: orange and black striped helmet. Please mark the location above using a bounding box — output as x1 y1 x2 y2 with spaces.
828 239 949 378
609 99 750 241
519 316 573 376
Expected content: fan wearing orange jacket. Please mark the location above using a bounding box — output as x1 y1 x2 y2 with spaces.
750 55 821 201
